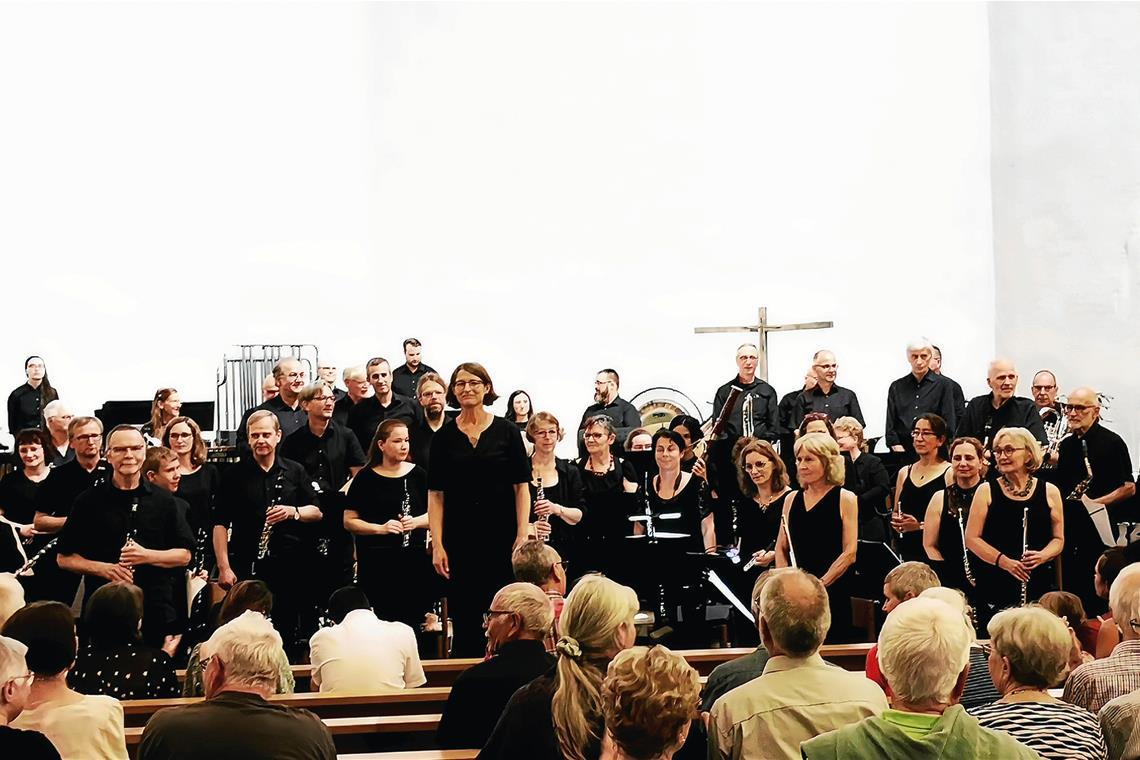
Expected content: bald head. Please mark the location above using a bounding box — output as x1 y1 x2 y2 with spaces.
759 569 830 657
1032 370 1058 409
986 359 1018 403
1065 387 1101 433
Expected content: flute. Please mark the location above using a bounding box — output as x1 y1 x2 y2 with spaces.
782 514 797 568
1019 504 1030 606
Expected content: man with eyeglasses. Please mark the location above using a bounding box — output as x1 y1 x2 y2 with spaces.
411 373 454 469
57 426 194 646
958 359 1048 450
332 366 371 427
884 339 960 454
1054 387 1135 518
576 368 641 459
0 635 58 758
348 356 424 451
315 362 346 403
791 350 864 428
1032 370 1062 421
236 358 310 456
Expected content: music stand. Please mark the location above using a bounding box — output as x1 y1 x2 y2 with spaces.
853 539 901 601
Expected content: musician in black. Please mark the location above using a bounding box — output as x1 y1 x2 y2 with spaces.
282 383 365 601
710 345 779 510
891 414 951 562
333 366 371 427
575 415 639 582
525 412 585 562
884 340 959 453
833 417 891 540
234 358 309 454
930 345 967 422
791 350 865 427
922 437 985 599
161 416 220 573
347 357 424 451
1033 370 1062 425
411 372 453 469
29 416 109 604
574 368 641 460
213 410 322 656
6 355 58 433
57 426 194 646
391 338 438 399
958 360 1047 449
0 429 53 543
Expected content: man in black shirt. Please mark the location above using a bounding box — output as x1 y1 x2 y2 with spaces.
411 372 453 468
576 368 642 459
42 400 73 465
235 358 309 455
57 426 193 645
884 340 959 453
958 359 1047 448
792 350 865 427
315 362 346 403
1032 369 1065 466
214 411 323 656
931 345 966 422
708 345 779 512
0 636 61 759
332 366 371 427
347 357 424 450
391 338 438 399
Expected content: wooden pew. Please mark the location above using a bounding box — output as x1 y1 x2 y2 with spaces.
339 753 478 760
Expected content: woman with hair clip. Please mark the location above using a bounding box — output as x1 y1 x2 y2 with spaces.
161 416 219 574
344 418 430 629
575 415 639 581
526 412 585 561
923 437 986 597
141 388 181 445
890 413 951 562
7 355 59 434
481 574 640 760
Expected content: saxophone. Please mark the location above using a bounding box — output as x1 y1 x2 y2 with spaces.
257 471 286 563
400 478 413 548
1067 439 1094 500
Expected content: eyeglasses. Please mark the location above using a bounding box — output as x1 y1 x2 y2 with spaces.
813 363 838 370
73 433 101 442
454 380 485 389
1061 403 1096 413
168 431 193 439
743 461 772 471
109 445 146 455
482 610 513 626
1031 384 1056 392
911 430 937 438
992 446 1026 458
532 429 559 438
583 432 608 440
284 372 305 380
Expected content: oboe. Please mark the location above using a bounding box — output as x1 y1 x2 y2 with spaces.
400 478 413 548
121 497 140 568
535 477 549 543
257 471 286 562
1019 504 1030 606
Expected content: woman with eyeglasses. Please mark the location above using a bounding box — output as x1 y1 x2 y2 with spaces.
428 362 530 657
966 427 1065 617
575 416 639 582
6 356 59 435
525 412 584 564
734 439 789 571
922 437 986 598
890 413 951 562
161 417 219 575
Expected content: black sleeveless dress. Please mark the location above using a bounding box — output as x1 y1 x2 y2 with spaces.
576 457 638 583
977 478 1054 610
787 487 855 642
646 474 705 554
737 492 787 559
896 464 949 562
936 481 981 597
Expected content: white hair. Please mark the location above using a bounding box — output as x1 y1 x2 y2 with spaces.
0 635 29 686
1109 564 1140 626
203 610 284 691
906 338 934 354
42 399 70 421
342 366 365 382
878 598 971 705
918 586 977 641
0 574 25 629
495 582 555 639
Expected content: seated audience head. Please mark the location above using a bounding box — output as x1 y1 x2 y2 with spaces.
342 366 369 401
0 574 25 629
447 362 498 408
601 646 700 760
416 372 447 419
918 586 978 641
325 586 371 625
986 606 1072 691
512 539 566 596
218 580 274 626
0 635 32 724
149 388 181 432
162 416 208 467
624 427 653 452
582 415 618 458
758 569 830 658
792 432 844 488
797 412 836 440
1037 591 1088 633
992 426 1043 473
506 389 532 423
261 373 279 401
142 446 181 492
1108 564 1140 641
832 416 867 453
736 439 788 499
485 582 555 653
878 597 971 711
42 400 72 441
1 601 77 678
883 561 940 613
552 574 639 760
201 610 285 699
85 582 144 650
1095 547 1130 599
750 568 787 623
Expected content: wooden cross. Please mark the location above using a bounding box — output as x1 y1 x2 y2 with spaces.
694 306 833 382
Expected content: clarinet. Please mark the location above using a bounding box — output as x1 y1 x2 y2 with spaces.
643 473 656 542
191 527 208 575
535 476 549 543
400 478 413 548
1020 503 1030 606
17 537 59 575
257 471 286 563
122 497 140 568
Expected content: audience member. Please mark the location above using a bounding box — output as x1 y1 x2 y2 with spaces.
801 597 1037 759
1065 564 1140 713
1099 686 1140 760
437 582 555 749
2 601 127 760
0 634 60 758
708 569 887 760
970 606 1107 759
182 581 293 697
512 539 568 648
917 586 1003 708
480 574 639 760
308 586 425 693
138 611 336 760
1095 548 1132 658
599 645 701 760
863 561 939 692
1039 590 1097 668
0 574 24 628
70 583 179 700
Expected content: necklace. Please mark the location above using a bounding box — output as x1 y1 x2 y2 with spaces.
1000 475 1034 498
757 489 787 513
586 455 613 476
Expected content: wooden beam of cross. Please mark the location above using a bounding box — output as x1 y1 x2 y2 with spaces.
695 306 833 382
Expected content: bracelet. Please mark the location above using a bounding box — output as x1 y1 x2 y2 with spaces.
995 552 1004 567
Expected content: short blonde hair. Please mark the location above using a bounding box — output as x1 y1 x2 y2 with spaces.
993 427 1044 472
493 582 555 639
1109 564 1140 624
988 606 1072 688
203 610 285 692
793 432 845 486
919 586 978 641
832 416 866 452
247 409 281 432
342 366 365 382
885 562 939 601
602 646 700 759
878 598 971 705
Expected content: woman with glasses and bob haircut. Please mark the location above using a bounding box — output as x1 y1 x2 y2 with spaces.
890 413 951 562
966 427 1065 618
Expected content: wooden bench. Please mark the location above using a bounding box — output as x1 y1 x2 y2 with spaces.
339 753 478 760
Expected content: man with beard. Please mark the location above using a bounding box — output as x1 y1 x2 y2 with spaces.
391 338 437 400
958 359 1047 449
348 357 424 451
236 358 309 455
411 373 453 468
575 368 642 459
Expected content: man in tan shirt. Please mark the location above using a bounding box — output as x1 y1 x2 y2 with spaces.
708 569 888 760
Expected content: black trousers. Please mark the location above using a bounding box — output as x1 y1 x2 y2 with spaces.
254 550 322 659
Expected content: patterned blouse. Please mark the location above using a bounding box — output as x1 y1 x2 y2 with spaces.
69 642 179 700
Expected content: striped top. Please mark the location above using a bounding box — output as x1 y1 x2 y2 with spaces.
1098 688 1140 760
1063 640 1140 713
970 701 1107 759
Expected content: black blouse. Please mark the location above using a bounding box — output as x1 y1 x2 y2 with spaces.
528 458 586 558
577 457 638 545
736 491 788 558
897 464 949 560
70 642 179 700
645 473 706 553
786 487 848 582
344 465 429 550
7 382 55 434
0 468 48 526
176 465 220 537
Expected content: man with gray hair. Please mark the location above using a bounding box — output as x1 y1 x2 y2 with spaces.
511 539 568 644
958 359 1047 448
802 597 1036 758
41 400 72 463
437 582 555 749
138 611 335 760
1065 563 1140 713
708 569 887 760
0 634 59 757
884 339 959 453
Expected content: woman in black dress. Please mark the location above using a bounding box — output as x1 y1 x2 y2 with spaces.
777 432 859 642
505 389 533 431
344 418 430 629
6 355 58 434
966 427 1064 618
833 416 891 540
734 439 791 570
0 428 52 546
891 413 951 561
923 437 986 599
643 428 713 553
575 415 638 583
162 417 219 574
428 362 530 657
526 412 585 563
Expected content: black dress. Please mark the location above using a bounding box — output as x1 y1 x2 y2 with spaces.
977 478 1055 611
935 481 982 598
69 642 179 700
528 458 586 564
176 464 220 570
575 457 637 583
427 416 529 657
0 468 47 526
895 464 949 562
737 492 787 559
645 473 705 553
787 487 855 642
343 465 432 628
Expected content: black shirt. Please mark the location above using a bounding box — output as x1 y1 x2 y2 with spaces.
281 422 365 492
850 452 891 524
138 690 336 760
35 459 110 519
884 372 959 448
0 725 60 760
70 642 179 700
942 373 967 421
1054 422 1133 500
213 457 321 573
528 458 587 559
576 396 642 458
176 465 220 537
391 362 438 399
235 396 308 455
344 465 429 551
714 377 779 440
410 412 456 469
347 393 424 451
958 394 1048 447
331 394 358 428
7 382 55 433
0 468 49 525
437 639 555 749
791 384 865 427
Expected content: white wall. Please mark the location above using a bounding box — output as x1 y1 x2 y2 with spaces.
990 2 1140 466
0 2 995 452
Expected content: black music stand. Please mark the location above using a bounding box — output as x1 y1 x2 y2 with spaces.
852 539 901 601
